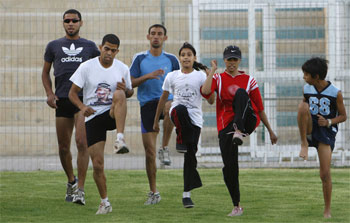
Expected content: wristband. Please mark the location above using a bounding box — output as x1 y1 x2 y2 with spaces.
327 119 332 128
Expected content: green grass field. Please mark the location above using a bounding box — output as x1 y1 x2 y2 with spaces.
1 168 349 223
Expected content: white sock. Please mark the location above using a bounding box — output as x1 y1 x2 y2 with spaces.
101 197 110 206
117 133 124 140
183 191 191 198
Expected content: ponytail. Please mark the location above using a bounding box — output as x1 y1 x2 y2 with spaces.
193 61 208 71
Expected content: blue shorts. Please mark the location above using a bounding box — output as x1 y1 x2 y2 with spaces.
140 100 165 133
308 118 337 151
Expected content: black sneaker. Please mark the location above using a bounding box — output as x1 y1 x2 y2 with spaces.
182 197 194 208
176 143 187 153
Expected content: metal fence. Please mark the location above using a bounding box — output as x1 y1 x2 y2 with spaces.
1 0 349 171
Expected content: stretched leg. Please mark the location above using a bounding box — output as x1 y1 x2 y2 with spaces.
219 127 240 207
142 132 158 193
161 100 174 148
74 111 89 190
89 141 107 199
297 101 313 160
318 143 332 218
219 128 243 217
56 117 75 182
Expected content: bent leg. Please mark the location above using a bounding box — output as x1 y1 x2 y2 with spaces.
142 132 158 193
89 141 107 199
171 105 195 146
56 117 75 182
297 101 313 160
110 90 126 134
74 111 89 190
232 88 252 132
183 126 202 192
318 143 332 218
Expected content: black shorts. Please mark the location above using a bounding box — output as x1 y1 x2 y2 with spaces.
140 100 165 133
85 110 116 147
55 97 82 118
307 118 337 151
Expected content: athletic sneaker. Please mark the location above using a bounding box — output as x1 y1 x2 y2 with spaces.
158 147 171 166
182 197 194 208
144 191 161 205
65 177 78 202
114 138 129 154
176 143 187 153
227 206 243 216
96 202 112 215
72 188 85 205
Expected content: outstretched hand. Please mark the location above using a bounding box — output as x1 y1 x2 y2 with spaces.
205 60 218 76
148 69 165 80
117 78 127 91
211 60 218 71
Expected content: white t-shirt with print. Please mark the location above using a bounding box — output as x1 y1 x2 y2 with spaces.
70 57 132 122
162 69 207 128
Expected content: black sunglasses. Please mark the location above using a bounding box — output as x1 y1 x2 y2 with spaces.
63 19 80 23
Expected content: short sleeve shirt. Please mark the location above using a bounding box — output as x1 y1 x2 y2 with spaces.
163 69 207 128
208 71 264 132
70 57 132 122
130 50 180 106
44 37 100 97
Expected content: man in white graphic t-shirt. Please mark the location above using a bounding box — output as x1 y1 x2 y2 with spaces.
69 34 133 215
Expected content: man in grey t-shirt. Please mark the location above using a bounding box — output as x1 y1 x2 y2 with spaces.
41 9 100 205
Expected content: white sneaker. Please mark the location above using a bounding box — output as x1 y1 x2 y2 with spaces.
144 191 161 205
114 138 129 154
72 188 85 205
96 202 112 215
158 147 171 166
227 206 243 216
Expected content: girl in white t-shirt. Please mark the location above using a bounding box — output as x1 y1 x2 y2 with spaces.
153 42 215 208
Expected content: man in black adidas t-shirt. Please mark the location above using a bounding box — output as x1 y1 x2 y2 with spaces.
42 9 100 205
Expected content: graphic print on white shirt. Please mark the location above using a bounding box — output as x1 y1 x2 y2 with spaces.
174 83 198 108
90 82 112 106
162 69 207 128
70 57 132 122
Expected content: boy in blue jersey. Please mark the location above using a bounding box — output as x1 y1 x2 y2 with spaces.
297 57 347 218
42 9 100 205
130 24 180 204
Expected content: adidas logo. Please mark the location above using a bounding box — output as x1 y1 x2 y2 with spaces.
61 43 83 63
62 43 83 56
